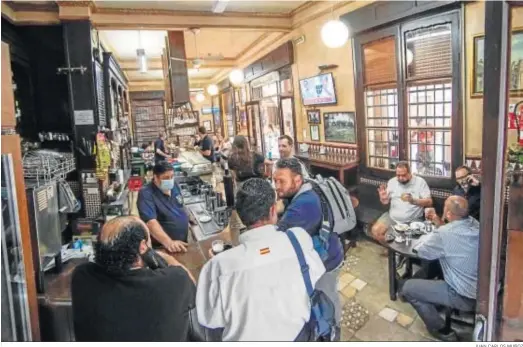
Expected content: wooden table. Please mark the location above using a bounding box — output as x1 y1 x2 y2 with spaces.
295 152 358 186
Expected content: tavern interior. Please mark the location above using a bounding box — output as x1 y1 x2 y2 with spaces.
1 0 522 342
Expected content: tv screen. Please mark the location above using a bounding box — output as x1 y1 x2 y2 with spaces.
299 73 337 106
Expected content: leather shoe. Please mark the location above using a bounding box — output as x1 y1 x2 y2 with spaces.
429 329 458 342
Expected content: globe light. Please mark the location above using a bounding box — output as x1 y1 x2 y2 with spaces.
321 20 349 48
196 93 205 103
406 48 414 65
207 84 219 96
229 69 244 86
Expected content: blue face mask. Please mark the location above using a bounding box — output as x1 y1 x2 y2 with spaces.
159 178 174 191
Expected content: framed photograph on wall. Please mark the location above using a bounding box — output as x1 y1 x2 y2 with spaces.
323 112 356 144
472 30 523 96
307 109 321 124
203 120 212 132
310 125 320 141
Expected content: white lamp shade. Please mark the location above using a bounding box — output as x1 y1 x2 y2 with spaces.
136 48 147 73
321 20 349 48
229 69 244 86
207 84 219 96
196 93 205 103
406 48 414 65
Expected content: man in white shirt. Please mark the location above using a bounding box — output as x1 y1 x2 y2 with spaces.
371 161 433 242
272 135 310 179
196 178 325 341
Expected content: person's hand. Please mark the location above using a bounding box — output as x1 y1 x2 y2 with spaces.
401 193 414 204
468 175 480 186
424 207 437 221
163 240 188 253
377 184 389 200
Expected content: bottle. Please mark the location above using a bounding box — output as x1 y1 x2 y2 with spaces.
222 161 235 208
268 150 272 160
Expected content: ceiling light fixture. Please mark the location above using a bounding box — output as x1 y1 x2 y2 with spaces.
212 0 229 13
321 20 349 48
136 30 147 73
229 69 244 86
196 93 205 103
207 84 219 96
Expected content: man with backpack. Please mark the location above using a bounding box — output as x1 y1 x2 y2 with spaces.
274 158 356 340
196 178 328 341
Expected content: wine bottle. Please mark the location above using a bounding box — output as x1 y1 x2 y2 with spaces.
222 161 235 208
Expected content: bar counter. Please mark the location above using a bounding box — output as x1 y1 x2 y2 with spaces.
38 226 236 341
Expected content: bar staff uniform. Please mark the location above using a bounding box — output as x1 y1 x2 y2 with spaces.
137 182 189 245
196 225 326 341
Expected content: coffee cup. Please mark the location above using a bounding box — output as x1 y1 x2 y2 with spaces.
211 240 225 254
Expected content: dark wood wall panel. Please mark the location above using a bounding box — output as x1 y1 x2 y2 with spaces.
166 31 189 105
243 41 294 82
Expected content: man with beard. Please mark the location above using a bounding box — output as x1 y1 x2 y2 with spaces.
273 158 343 340
452 166 481 221
371 161 433 242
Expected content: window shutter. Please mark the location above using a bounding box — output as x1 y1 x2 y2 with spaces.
363 36 397 87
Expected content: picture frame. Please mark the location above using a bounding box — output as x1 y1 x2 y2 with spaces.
323 112 356 144
472 29 523 97
310 125 320 141
203 120 212 132
307 109 321 124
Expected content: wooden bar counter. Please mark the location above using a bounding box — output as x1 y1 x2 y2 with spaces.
295 152 359 186
38 225 236 341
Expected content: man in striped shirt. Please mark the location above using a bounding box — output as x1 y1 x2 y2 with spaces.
400 196 478 342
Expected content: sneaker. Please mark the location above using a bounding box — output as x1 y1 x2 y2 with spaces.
429 329 458 342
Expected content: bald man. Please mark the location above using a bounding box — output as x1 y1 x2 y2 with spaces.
400 196 479 342
71 217 198 342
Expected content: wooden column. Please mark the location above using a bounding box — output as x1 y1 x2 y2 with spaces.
166 31 189 105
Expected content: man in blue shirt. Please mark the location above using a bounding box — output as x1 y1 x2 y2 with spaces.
137 162 190 253
197 126 215 163
273 158 344 339
154 133 170 164
401 196 478 342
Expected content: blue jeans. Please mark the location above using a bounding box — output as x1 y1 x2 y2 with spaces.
401 279 475 332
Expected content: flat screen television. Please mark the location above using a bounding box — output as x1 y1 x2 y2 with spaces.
299 73 337 106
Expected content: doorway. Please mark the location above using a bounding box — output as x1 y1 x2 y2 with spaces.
246 102 262 154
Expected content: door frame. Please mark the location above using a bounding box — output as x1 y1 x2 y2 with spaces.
279 95 298 153
246 101 263 154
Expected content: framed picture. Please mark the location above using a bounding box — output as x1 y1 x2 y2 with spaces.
472 30 523 96
323 112 356 144
310 125 320 141
203 120 212 132
307 109 321 124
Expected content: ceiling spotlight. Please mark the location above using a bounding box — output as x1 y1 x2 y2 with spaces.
229 69 244 86
196 93 205 103
207 84 219 96
321 20 349 48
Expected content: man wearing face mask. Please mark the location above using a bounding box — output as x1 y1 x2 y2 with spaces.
452 166 481 221
138 162 193 253
371 161 433 242
71 217 198 341
401 196 479 341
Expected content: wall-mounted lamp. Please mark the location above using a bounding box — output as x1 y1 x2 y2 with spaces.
406 48 414 66
229 69 244 86
207 84 219 96
321 20 349 48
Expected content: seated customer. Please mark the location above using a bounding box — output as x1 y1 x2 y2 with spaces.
196 178 326 341
371 161 433 242
401 196 478 342
71 217 197 342
137 162 191 252
453 166 481 221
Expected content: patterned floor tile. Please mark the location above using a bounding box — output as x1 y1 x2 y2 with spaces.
350 278 368 291
396 313 415 328
341 298 370 333
356 315 420 342
379 307 399 322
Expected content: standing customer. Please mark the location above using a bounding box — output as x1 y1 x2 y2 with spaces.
154 133 170 164
196 179 326 341
272 135 310 179
197 126 215 163
228 135 271 189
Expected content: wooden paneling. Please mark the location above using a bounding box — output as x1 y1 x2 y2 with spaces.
161 49 172 107
2 42 16 128
243 41 294 82
166 31 189 105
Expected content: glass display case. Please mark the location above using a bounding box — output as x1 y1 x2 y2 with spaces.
1 154 33 341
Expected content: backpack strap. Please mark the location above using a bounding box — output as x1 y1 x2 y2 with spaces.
285 229 314 297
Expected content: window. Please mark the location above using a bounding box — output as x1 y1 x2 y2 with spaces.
354 12 462 187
